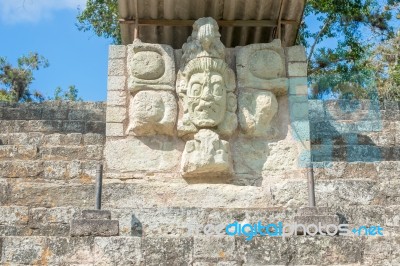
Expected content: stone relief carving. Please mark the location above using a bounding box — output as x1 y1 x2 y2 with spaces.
180 17 225 65
127 40 176 92
176 58 237 137
176 17 237 138
238 90 278 137
236 39 288 95
126 40 177 136
126 90 177 136
117 17 308 179
181 129 232 177
176 17 237 177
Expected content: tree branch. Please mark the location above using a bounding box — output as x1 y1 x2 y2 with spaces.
307 16 334 63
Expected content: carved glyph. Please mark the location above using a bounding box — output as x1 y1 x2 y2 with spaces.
127 40 175 92
125 40 177 136
126 90 177 136
238 90 278 137
236 39 288 94
181 129 232 177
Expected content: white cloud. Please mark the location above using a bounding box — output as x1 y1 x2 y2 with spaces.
0 0 87 24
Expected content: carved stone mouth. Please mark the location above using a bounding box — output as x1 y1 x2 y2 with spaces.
197 103 216 113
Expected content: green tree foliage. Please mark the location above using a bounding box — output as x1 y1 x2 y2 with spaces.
299 0 399 99
76 0 120 43
0 53 49 102
369 31 400 101
53 85 83 101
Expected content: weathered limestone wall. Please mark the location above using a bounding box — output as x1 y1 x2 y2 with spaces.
0 101 106 236
0 100 399 265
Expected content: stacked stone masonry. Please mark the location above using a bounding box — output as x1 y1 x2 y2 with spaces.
0 100 399 265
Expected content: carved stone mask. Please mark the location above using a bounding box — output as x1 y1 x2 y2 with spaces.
178 57 235 130
177 17 237 137
187 71 226 127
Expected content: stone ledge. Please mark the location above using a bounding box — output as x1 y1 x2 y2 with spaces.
1 235 400 265
70 219 119 237
82 210 111 220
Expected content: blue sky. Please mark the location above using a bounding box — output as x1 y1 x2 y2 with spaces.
0 0 112 102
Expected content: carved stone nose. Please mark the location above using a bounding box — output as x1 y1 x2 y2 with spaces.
201 86 213 100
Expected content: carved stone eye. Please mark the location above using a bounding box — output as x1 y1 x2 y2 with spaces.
213 83 223 96
189 83 202 97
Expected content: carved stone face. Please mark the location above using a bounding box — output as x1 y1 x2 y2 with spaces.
186 71 227 127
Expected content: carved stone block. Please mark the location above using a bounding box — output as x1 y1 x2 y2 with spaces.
181 129 232 177
127 90 177 136
176 17 237 138
238 90 278 137
127 40 175 92
236 39 288 94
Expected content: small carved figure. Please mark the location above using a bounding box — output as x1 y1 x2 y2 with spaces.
181 129 232 177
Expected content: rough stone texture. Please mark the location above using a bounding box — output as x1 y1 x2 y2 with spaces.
143 237 193 265
106 106 126 123
93 236 142 265
107 89 126 106
104 137 183 173
0 207 29 225
238 90 279 137
46 236 95 265
232 138 269 177
108 59 125 76
5 235 400 265
236 39 288 94
287 62 308 77
70 219 119 237
109 45 126 59
82 210 111 220
102 182 270 209
127 90 177 136
106 122 124 137
107 75 126 91
127 40 176 92
288 77 308 96
286 45 307 62
1 236 47 264
263 140 302 171
194 236 235 260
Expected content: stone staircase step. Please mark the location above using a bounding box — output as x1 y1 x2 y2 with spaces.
311 144 399 162
1 234 400 265
40 145 103 160
2 179 388 210
0 132 106 146
0 120 105 134
1 205 399 238
0 145 38 160
312 161 399 180
0 159 99 180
